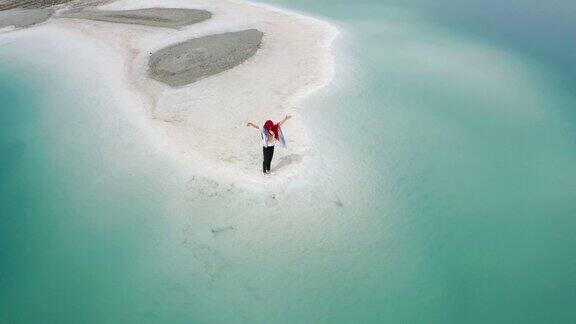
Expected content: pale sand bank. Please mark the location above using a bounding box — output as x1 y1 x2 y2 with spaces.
0 0 338 187
149 29 263 87
60 8 211 29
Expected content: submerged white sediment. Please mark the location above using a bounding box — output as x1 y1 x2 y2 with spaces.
0 0 339 188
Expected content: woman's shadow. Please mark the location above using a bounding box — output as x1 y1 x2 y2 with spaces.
273 154 304 171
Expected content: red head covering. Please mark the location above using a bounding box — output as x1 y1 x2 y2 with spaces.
263 120 279 140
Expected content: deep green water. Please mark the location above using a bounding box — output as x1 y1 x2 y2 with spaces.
2 0 576 323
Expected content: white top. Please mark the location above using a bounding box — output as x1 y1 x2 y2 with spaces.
261 129 275 147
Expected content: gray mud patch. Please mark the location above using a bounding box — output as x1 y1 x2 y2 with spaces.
60 7 211 29
0 0 71 11
0 8 53 28
0 1 115 29
149 29 264 87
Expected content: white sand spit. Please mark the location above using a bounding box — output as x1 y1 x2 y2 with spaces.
1 0 339 188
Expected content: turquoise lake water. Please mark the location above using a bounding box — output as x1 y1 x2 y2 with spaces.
0 41 176 322
2 0 576 323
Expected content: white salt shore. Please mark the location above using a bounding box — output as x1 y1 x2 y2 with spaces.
0 0 339 189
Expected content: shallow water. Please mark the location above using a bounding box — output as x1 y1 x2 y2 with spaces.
1 0 576 323
0 37 182 322
260 0 576 322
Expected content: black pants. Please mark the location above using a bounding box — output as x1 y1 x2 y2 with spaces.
263 146 274 173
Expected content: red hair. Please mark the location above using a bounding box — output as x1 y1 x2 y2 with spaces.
263 120 279 140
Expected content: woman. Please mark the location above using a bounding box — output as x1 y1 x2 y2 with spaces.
246 115 291 176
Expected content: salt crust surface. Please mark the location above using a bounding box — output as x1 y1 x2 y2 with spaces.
0 0 338 189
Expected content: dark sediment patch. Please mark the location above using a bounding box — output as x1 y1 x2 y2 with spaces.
59 8 212 29
211 226 235 236
0 0 71 11
149 29 264 87
0 8 53 28
0 0 115 29
60 0 116 13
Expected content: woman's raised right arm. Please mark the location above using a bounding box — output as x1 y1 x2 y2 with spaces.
246 122 260 129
